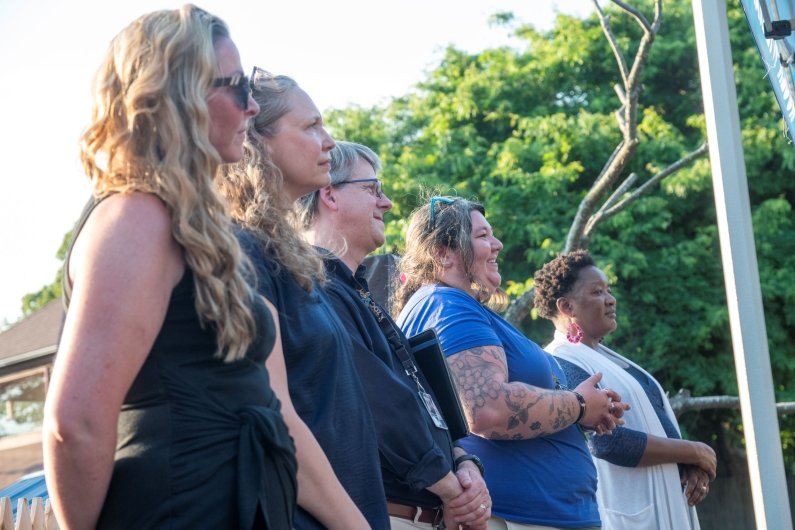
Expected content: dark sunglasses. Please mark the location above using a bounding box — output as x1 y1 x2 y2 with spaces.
428 196 457 231
212 66 254 110
333 178 384 199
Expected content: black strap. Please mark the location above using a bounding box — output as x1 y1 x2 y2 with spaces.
356 287 420 379
63 196 104 307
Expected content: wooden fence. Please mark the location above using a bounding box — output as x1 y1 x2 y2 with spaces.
0 497 58 530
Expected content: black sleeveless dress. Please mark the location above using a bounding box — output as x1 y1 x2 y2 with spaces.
63 198 297 529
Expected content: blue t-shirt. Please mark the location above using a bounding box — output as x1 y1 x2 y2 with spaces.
397 285 600 528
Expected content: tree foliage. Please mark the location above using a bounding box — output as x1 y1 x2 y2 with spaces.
325 0 795 466
21 0 795 469
20 231 71 317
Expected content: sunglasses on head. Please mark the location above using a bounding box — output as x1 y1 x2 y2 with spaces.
251 66 274 88
428 196 457 231
212 66 255 110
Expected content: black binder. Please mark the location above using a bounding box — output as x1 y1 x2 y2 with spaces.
408 328 470 441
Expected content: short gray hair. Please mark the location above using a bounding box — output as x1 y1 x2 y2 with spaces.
295 141 381 229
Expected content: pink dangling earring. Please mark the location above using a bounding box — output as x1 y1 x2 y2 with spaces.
566 321 583 344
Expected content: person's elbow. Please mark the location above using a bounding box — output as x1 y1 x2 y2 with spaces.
588 439 610 460
467 404 506 437
44 400 108 451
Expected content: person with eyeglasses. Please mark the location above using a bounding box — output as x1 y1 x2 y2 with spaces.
394 197 630 530
294 141 491 530
43 7 298 530
218 72 386 529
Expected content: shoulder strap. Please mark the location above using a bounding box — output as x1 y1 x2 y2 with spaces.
356 287 419 377
62 196 101 307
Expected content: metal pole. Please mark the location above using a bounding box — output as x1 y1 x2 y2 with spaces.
691 0 792 528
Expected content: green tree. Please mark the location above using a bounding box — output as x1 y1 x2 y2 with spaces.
21 230 72 316
325 0 795 467
24 0 795 473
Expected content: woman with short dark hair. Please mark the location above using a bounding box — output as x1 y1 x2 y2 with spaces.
534 249 716 529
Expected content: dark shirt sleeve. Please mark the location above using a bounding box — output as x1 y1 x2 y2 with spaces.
555 357 648 468
235 227 278 302
324 280 451 492
625 366 682 441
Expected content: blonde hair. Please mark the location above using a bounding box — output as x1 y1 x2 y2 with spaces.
80 4 256 362
217 72 325 291
393 195 508 316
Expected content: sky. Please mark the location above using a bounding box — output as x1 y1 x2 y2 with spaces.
0 0 594 327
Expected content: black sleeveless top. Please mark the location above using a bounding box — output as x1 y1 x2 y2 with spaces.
63 197 297 529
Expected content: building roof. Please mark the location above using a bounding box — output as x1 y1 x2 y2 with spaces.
0 300 63 373
0 470 47 517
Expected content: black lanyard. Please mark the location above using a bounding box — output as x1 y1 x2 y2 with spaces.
356 287 421 382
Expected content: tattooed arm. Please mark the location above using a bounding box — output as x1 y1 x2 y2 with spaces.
447 344 617 439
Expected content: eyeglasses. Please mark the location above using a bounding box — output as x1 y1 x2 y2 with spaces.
212 67 254 110
428 196 457 231
333 178 383 199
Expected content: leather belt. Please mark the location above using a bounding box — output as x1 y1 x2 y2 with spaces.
387 501 441 524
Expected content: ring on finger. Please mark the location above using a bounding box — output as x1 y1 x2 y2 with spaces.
479 503 487 510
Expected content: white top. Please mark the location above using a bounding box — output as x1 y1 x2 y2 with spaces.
546 330 700 530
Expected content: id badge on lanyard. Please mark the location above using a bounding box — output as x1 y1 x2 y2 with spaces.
417 383 448 430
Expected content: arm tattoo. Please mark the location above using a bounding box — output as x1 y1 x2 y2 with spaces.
448 345 578 439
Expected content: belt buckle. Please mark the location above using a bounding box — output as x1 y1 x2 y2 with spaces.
432 507 445 530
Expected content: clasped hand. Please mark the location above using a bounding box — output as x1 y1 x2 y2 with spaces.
442 465 490 530
575 373 631 435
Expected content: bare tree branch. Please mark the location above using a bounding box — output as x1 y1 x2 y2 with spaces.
610 0 654 32
583 143 709 239
506 141 707 326
621 0 662 140
613 83 627 106
594 1 629 85
507 1 706 326
564 1 663 252
564 141 637 251
669 388 795 418
601 172 639 211
604 143 709 217
503 286 535 326
584 172 637 235
613 84 628 130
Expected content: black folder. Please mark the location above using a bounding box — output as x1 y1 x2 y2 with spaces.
408 328 470 441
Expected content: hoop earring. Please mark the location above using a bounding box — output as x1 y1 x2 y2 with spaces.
566 321 583 344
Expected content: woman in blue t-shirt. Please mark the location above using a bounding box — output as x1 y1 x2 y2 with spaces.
395 196 628 530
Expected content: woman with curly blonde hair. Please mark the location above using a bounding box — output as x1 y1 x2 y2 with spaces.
218 70 387 529
43 6 296 529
